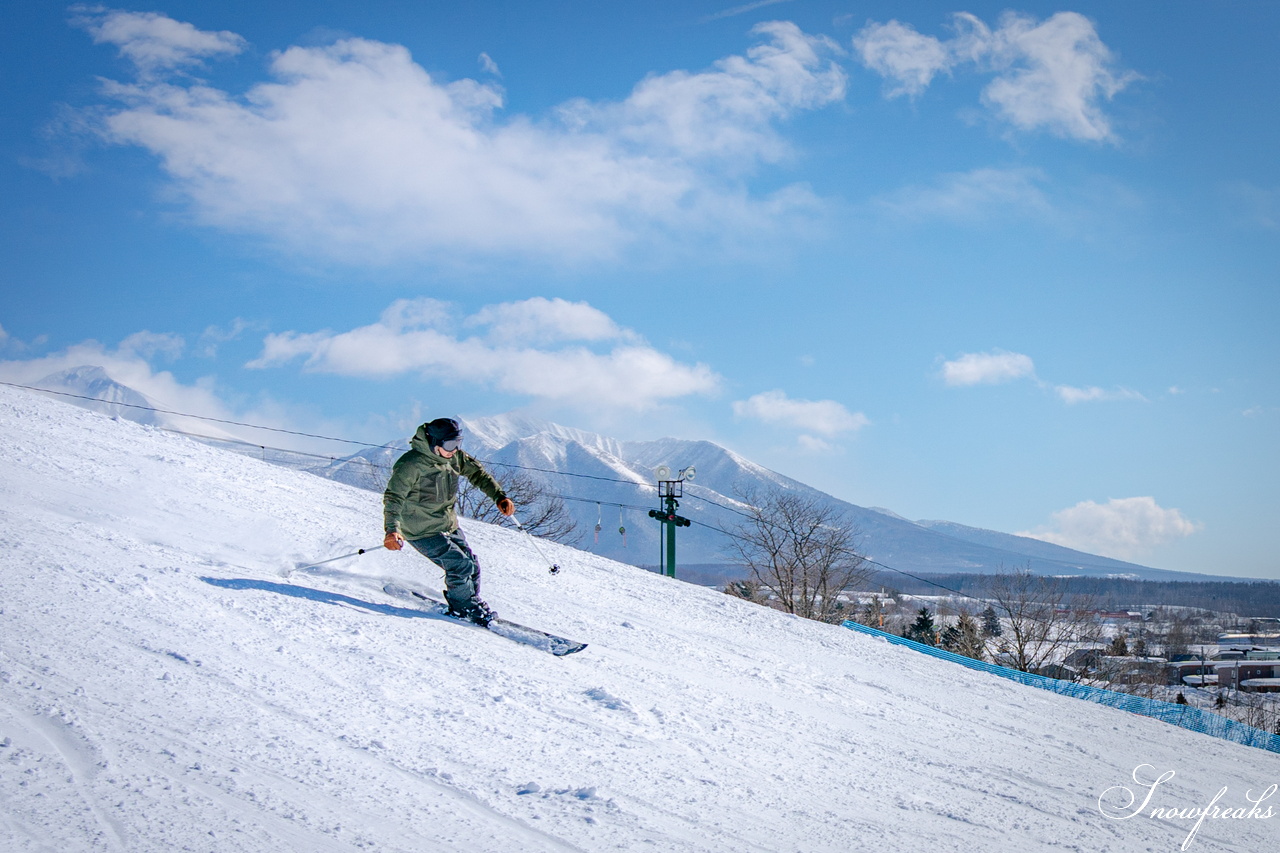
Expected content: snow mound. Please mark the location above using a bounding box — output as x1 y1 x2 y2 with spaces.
1 385 1276 852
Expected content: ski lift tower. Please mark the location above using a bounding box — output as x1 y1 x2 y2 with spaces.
648 465 694 578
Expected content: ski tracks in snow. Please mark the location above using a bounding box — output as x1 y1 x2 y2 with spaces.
0 686 129 853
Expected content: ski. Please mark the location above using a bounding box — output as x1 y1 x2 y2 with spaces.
382 583 588 656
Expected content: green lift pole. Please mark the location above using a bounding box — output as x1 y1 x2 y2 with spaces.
648 469 693 578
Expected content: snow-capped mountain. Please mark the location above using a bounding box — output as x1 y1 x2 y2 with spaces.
38 367 1217 583
3 382 1276 853
31 365 241 441
318 412 1218 583
35 365 163 424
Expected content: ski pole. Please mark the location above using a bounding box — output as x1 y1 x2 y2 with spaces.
511 516 561 575
294 545 385 572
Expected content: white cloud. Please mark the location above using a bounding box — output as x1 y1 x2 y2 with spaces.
559 21 845 165
116 330 185 360
465 297 636 346
941 350 1036 386
478 52 501 76
1019 497 1200 560
796 434 834 453
940 350 1148 404
1054 384 1146 404
248 297 720 411
0 326 47 354
72 6 246 76
75 12 845 264
0 333 234 427
702 1 799 24
855 11 1137 141
853 20 951 98
197 318 255 357
979 12 1137 142
0 329 429 453
732 389 868 437
877 167 1050 222
0 323 31 356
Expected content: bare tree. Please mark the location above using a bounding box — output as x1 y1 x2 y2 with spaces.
1232 692 1280 734
1156 612 1194 660
724 486 873 624
985 565 1098 673
458 467 579 545
857 594 890 630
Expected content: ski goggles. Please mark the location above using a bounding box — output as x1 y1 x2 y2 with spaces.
439 437 463 452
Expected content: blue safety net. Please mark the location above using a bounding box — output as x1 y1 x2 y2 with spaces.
841 620 1280 755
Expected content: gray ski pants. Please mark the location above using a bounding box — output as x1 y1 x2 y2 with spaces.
407 529 483 612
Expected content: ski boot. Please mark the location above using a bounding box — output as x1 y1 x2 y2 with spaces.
445 595 496 628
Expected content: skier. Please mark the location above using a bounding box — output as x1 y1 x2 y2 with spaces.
382 417 514 626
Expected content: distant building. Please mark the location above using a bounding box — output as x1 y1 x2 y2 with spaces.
1064 648 1107 670
1096 655 1167 685
1034 663 1080 681
1214 658 1280 693
1166 660 1218 687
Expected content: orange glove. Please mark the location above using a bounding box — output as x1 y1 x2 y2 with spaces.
497 498 515 517
384 531 406 551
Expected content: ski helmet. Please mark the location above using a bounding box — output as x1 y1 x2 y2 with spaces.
425 417 462 449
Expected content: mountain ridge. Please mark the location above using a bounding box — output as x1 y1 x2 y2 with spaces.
36 366 1233 583
456 414 1234 583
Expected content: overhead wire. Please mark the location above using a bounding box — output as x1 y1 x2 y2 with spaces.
3 380 387 447
7 378 988 600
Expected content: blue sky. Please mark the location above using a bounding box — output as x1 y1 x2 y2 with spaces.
2 1 1278 579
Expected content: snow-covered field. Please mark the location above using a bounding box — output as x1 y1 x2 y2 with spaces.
2 384 1277 852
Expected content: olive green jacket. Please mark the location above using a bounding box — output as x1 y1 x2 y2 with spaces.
382 424 507 539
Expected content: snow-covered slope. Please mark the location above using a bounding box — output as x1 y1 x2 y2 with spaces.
2 385 1276 852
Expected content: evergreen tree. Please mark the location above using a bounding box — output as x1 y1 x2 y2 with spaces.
1109 635 1129 656
904 607 938 646
980 605 1002 638
724 579 763 604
